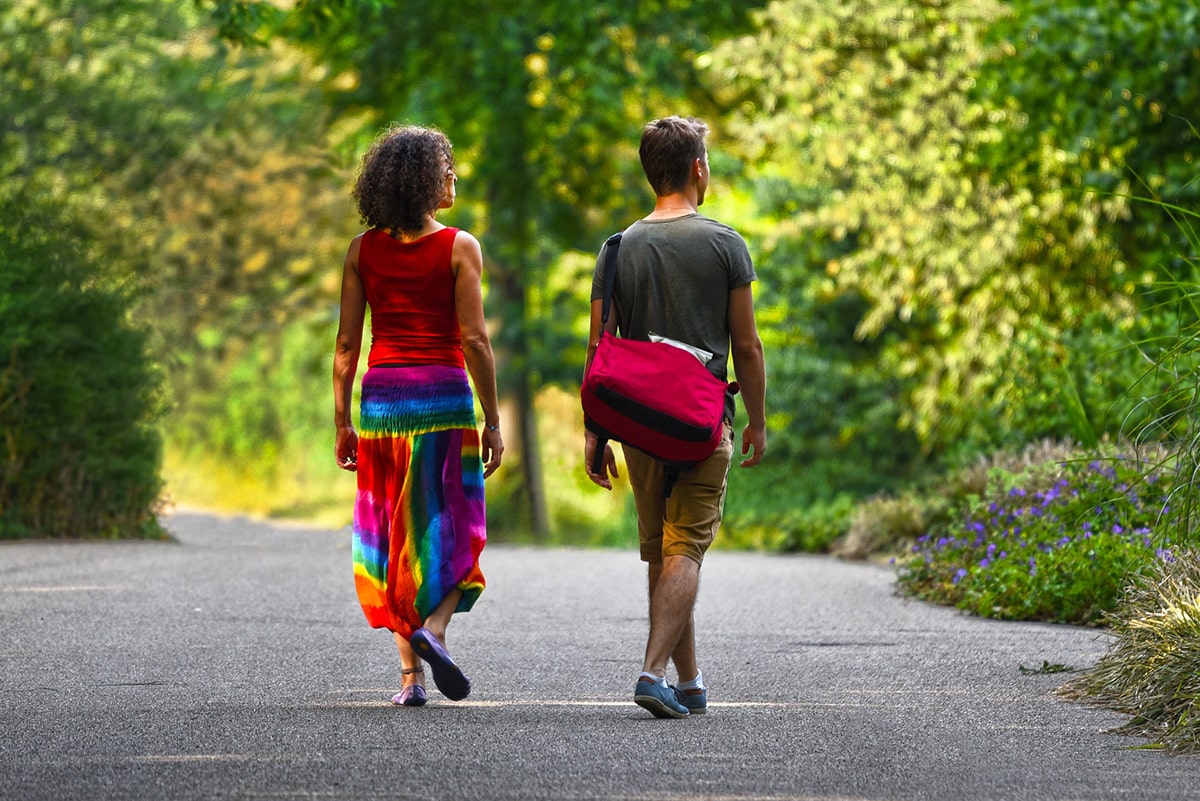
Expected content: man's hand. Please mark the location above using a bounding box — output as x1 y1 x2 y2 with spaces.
584 430 619 490
740 423 766 468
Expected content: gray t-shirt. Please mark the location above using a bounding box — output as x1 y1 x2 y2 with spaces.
591 213 757 420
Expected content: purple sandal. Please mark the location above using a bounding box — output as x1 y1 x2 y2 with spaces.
391 665 427 706
391 684 427 707
409 627 471 701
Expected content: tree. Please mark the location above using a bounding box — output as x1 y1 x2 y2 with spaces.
1 0 370 527
0 193 165 538
197 0 755 534
708 0 1142 455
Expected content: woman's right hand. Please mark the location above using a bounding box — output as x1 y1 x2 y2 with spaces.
335 425 359 471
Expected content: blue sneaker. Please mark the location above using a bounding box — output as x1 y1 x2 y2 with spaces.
673 685 707 714
635 678 689 719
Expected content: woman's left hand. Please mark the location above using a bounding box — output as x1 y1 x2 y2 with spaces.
481 427 504 478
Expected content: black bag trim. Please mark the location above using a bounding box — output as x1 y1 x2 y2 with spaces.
593 384 713 443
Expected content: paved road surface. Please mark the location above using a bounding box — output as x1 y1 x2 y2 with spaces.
2 512 1197 800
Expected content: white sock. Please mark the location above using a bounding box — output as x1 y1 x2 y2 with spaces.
639 672 667 687
677 671 705 691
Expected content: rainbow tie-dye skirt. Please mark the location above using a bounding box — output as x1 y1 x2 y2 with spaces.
351 364 486 637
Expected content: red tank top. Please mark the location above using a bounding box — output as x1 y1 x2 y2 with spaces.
358 226 465 368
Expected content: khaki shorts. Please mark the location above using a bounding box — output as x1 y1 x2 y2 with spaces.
623 421 735 565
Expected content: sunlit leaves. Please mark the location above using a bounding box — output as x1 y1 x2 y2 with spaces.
710 0 1142 450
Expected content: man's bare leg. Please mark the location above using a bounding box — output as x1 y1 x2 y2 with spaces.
642 555 700 678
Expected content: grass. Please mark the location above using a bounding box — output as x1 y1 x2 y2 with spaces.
1058 550 1200 752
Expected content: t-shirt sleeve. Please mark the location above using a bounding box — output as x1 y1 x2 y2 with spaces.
724 228 756 289
590 241 611 302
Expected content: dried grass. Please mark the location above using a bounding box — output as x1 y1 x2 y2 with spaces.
1059 549 1200 752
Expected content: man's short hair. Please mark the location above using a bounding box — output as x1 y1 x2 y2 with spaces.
639 116 709 197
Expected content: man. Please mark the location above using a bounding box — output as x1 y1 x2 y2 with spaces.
583 116 767 718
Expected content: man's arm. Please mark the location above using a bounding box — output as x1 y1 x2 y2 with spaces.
728 283 766 467
583 296 620 489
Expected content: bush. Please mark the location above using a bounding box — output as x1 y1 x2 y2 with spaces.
833 493 926 560
895 446 1178 625
723 463 854 553
1059 551 1200 752
0 204 165 539
836 439 1086 562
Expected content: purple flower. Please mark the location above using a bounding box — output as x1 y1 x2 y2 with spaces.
952 568 969 585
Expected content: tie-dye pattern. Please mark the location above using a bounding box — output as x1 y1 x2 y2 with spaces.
351 365 486 637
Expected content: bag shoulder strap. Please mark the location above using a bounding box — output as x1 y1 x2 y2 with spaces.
600 231 623 325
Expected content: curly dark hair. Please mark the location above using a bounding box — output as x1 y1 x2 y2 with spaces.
352 124 454 235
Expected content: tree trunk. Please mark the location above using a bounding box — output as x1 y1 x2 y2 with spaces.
477 42 552 538
515 367 549 537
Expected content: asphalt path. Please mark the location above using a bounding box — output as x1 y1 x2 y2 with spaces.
2 511 1198 801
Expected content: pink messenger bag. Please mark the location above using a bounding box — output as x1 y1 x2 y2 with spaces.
582 232 738 487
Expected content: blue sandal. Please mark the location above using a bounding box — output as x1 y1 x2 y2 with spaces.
409 627 471 701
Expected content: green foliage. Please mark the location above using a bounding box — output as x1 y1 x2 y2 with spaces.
164 314 349 521
1 0 353 433
1060 551 1200 753
0 200 165 539
722 467 854 554
979 0 1200 278
896 447 1177 625
1054 168 1200 755
8 0 1192 555
1121 199 1200 538
709 0 1175 464
747 241 929 501
194 0 759 534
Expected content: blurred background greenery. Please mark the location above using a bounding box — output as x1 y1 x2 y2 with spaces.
2 0 1197 548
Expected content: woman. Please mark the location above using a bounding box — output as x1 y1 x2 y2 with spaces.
333 125 503 707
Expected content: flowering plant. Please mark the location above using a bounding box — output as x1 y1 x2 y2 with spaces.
896 454 1177 625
